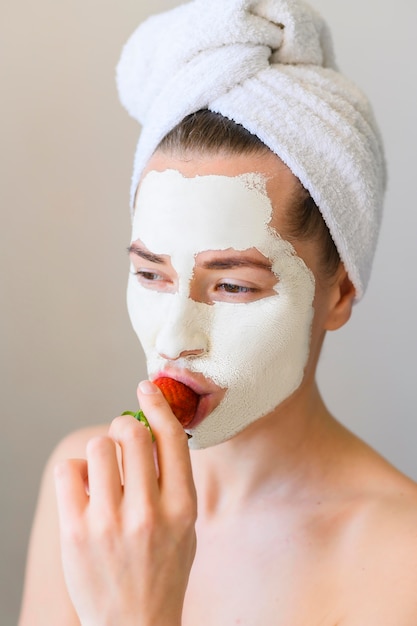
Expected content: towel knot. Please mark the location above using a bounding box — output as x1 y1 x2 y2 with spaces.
117 0 336 128
247 0 336 67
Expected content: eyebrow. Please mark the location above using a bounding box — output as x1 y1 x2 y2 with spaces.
199 257 272 271
128 244 165 264
128 244 272 272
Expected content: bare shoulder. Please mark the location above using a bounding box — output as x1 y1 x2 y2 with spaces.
359 463 417 561
19 424 109 626
340 448 417 623
349 445 417 542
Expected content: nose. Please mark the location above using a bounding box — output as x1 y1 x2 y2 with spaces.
155 294 209 361
159 347 205 360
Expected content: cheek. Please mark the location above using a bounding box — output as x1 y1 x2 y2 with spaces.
127 278 168 349
210 297 282 360
202 291 314 387
187 287 316 449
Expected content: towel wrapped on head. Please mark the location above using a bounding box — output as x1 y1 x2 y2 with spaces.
116 0 386 300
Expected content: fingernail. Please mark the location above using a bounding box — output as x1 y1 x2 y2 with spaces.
138 380 159 395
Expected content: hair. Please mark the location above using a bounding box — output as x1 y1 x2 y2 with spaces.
157 109 340 277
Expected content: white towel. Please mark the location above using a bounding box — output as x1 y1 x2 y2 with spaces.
116 0 386 299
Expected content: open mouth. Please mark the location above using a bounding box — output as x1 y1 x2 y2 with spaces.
152 370 225 431
153 376 199 427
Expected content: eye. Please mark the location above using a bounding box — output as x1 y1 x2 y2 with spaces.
132 269 165 282
131 269 175 293
216 282 257 294
210 280 263 303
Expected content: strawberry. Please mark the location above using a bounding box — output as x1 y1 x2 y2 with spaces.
154 377 199 427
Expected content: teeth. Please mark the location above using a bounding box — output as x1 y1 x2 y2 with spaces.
154 377 199 427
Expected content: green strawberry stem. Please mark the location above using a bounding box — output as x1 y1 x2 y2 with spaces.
121 410 155 441
121 410 192 440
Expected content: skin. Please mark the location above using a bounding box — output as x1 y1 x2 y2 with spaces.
19 150 417 626
127 167 317 448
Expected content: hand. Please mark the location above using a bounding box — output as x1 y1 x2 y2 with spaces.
54 380 197 626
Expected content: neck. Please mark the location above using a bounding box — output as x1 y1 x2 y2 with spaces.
190 380 345 518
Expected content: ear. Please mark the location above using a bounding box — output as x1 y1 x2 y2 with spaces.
324 265 356 331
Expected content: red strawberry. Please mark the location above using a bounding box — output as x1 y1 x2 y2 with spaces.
153 377 199 427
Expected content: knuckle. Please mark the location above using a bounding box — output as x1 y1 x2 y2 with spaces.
170 496 197 529
110 414 132 432
179 503 198 528
141 392 174 417
53 459 71 480
160 422 177 439
54 458 87 485
61 519 86 547
175 513 196 538
94 515 121 546
161 420 187 440
86 435 112 457
138 503 158 529
110 414 149 441
153 394 172 410
126 506 159 539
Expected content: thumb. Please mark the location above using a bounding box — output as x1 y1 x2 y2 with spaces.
137 380 184 437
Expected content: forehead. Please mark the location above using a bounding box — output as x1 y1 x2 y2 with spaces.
132 169 275 254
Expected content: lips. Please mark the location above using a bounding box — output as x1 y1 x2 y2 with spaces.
151 368 225 429
153 377 199 427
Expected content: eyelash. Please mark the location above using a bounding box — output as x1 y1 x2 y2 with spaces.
132 270 166 282
132 271 260 298
216 282 258 294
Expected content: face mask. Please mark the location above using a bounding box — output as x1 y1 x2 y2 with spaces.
127 169 315 448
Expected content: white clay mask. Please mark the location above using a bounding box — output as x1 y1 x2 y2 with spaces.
127 169 315 449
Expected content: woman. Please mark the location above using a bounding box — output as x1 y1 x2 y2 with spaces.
19 1 417 624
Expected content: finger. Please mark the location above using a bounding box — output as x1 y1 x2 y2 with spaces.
108 414 159 505
85 435 123 512
137 381 196 509
54 458 89 526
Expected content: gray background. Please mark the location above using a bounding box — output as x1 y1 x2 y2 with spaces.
1 1 416 623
